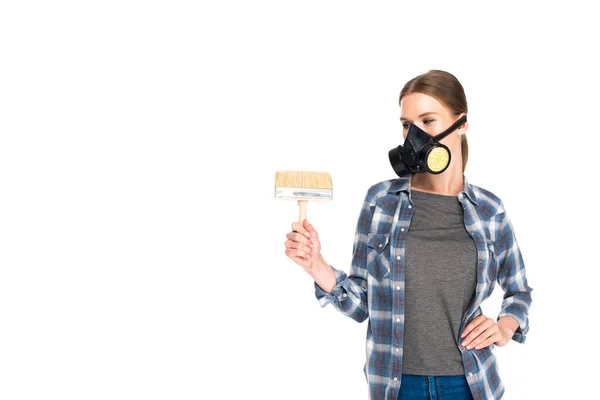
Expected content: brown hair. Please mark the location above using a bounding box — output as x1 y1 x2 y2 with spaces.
399 70 469 172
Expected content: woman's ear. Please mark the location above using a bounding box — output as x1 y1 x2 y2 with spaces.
457 113 468 136
459 121 469 136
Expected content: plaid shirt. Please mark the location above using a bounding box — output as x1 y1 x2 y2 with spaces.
314 174 533 400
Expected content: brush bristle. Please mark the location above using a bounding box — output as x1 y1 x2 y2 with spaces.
275 171 332 189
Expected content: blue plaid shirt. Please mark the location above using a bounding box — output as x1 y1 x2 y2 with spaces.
314 174 533 400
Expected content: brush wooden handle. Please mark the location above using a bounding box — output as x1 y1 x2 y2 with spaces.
298 200 307 224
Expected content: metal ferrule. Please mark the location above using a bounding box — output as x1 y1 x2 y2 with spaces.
275 187 333 201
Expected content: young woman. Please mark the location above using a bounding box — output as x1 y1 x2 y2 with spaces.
283 70 533 400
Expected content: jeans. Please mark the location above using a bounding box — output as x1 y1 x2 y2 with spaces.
397 374 474 400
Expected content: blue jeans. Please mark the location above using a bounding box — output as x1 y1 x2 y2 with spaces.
397 374 474 400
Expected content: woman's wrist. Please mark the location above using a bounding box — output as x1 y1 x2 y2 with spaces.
495 316 519 345
306 255 336 293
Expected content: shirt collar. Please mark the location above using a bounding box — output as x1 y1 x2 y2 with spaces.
387 173 479 207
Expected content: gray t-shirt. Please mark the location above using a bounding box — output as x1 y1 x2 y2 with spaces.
401 189 478 376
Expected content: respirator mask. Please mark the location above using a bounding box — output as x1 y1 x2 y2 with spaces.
388 115 467 177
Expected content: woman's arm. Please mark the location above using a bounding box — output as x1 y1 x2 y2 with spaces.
310 191 374 323
495 207 534 343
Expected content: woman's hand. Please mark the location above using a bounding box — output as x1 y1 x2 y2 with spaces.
284 220 323 271
460 315 516 350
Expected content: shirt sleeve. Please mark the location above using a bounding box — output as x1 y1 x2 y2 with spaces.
313 189 373 323
494 206 533 343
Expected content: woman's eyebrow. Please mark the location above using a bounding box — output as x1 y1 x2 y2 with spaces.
400 112 439 122
418 112 439 118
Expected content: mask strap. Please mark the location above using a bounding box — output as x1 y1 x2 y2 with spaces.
433 115 467 142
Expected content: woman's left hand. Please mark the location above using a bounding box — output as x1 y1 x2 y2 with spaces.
460 314 514 350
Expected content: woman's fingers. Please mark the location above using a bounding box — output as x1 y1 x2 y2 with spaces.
285 239 313 258
285 247 309 259
471 332 502 350
286 231 312 247
285 245 313 262
303 220 319 238
292 221 311 239
461 314 487 339
461 316 496 349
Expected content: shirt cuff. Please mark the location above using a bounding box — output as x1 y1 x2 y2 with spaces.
314 265 348 308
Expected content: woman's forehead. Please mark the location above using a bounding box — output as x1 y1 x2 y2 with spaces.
400 93 448 119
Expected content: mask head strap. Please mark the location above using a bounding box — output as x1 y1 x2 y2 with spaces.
432 115 467 142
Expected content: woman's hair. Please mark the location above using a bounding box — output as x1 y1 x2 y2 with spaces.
399 70 469 173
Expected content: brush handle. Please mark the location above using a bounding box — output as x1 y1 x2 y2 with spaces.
298 200 307 224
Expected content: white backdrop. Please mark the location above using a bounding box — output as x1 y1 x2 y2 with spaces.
1 1 598 399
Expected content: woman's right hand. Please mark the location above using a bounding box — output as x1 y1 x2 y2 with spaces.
284 219 322 271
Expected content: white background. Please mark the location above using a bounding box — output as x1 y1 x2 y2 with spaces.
1 1 598 399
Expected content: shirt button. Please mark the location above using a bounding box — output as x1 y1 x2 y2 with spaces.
396 286 401 291
342 293 347 298
395 347 400 353
400 228 405 232
396 317 401 323
396 256 401 260
393 377 398 382
479 260 482 263
408 205 412 209
468 372 473 377
378 244 382 248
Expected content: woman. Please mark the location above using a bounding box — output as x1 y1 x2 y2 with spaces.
283 70 533 400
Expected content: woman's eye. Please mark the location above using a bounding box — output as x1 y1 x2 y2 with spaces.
423 119 434 125
402 123 410 129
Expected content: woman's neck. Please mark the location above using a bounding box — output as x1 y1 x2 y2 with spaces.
409 167 464 196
